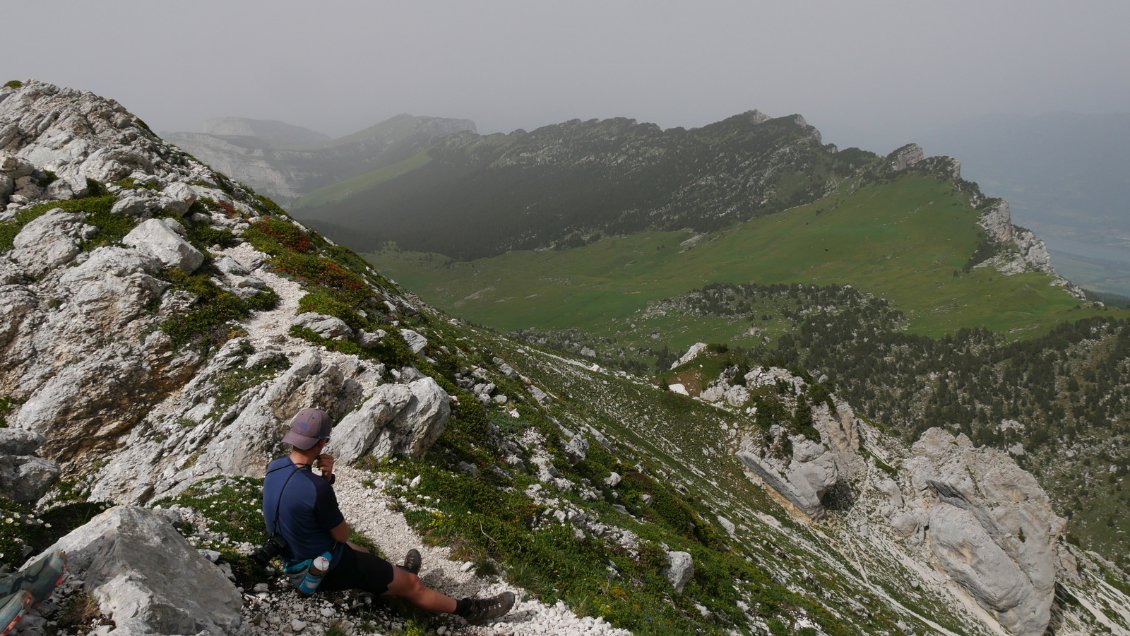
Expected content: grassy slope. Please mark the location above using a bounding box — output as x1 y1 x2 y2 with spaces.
369 174 1122 340
294 150 432 209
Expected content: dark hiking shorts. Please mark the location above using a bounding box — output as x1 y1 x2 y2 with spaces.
319 546 395 596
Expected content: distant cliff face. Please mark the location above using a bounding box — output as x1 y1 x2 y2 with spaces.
167 114 475 205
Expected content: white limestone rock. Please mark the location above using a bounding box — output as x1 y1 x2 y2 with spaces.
900 428 1064 636
9 209 95 277
0 456 59 502
888 143 925 171
357 328 387 348
400 328 428 354
663 551 694 594
327 383 414 464
699 385 725 403
565 434 589 464
724 385 750 406
292 312 353 340
111 192 158 218
160 181 197 216
370 377 451 460
36 506 243 634
670 342 708 370
0 429 45 456
123 218 204 273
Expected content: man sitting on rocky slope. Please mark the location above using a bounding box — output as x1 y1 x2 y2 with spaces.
262 408 515 624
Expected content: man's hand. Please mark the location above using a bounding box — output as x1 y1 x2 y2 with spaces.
317 453 335 479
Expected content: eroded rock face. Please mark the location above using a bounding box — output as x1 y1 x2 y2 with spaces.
0 81 196 186
0 429 59 502
900 428 1064 636
89 343 382 502
38 506 243 635
888 143 925 171
9 209 95 276
737 399 863 520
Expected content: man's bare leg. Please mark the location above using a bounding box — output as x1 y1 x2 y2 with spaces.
385 567 458 613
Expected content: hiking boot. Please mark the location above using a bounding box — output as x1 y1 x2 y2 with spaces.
458 591 515 624
401 549 421 575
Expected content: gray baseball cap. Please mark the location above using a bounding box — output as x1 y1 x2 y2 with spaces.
282 408 333 450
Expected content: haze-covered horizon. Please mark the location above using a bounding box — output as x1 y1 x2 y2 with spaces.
5 1 1130 154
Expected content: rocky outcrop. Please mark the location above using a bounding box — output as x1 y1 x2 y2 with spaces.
328 376 450 463
39 506 243 634
327 382 414 463
738 398 864 520
8 209 95 276
0 82 205 187
890 428 1064 635
670 342 707 370
292 311 353 340
663 551 694 594
888 143 925 171
976 200 1079 297
0 429 59 502
370 377 451 460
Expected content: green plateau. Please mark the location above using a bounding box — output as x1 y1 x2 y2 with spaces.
367 173 1122 341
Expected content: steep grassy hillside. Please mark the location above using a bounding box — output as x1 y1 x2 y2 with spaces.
369 173 1120 340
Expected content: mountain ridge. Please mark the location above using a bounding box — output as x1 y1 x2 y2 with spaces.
296 109 878 259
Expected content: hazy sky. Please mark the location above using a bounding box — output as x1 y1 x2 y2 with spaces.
5 1 1129 152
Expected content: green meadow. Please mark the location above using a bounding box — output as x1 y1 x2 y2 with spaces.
368 174 1122 340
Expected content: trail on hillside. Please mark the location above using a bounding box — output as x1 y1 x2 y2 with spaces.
332 466 631 635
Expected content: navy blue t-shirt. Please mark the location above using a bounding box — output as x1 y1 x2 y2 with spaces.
262 457 346 568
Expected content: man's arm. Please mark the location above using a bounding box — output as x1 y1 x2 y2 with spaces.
329 520 370 553
329 519 350 544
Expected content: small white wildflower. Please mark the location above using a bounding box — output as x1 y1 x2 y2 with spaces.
3 518 11 524
44 523 51 529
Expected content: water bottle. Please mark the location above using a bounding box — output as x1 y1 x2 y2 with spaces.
297 552 331 595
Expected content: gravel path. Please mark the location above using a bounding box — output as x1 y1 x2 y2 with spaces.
221 242 308 356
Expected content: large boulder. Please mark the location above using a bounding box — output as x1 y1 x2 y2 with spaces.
0 457 59 502
370 377 451 460
37 506 243 634
327 383 414 463
900 428 1064 636
0 428 46 455
663 551 694 594
399 328 428 354
123 218 204 273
